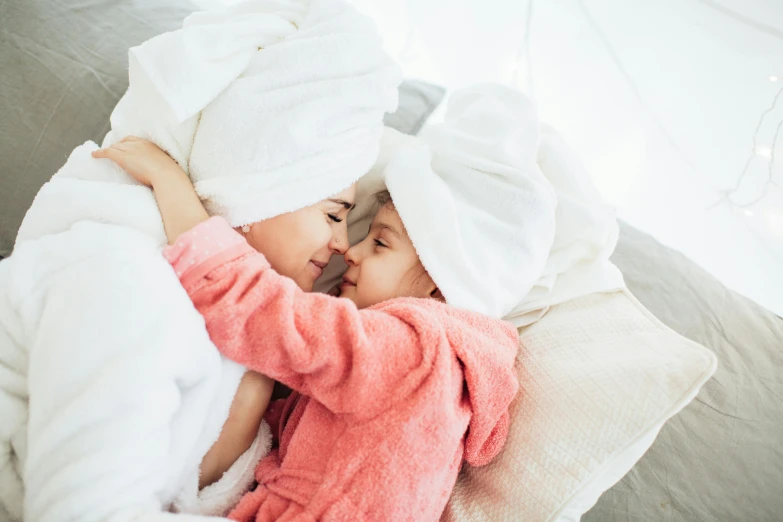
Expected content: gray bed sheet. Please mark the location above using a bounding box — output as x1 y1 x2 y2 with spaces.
585 222 783 522
0 0 194 258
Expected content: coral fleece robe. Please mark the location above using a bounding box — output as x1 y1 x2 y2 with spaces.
164 217 520 522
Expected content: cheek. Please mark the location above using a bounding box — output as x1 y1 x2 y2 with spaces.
284 211 332 263
358 257 402 303
296 211 332 254
397 276 425 299
250 213 328 279
395 261 431 299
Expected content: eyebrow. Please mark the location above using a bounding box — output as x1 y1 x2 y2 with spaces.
328 198 356 211
373 220 403 240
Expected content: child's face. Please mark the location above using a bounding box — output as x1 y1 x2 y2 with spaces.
337 203 441 309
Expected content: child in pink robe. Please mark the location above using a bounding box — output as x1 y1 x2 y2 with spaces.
94 137 519 522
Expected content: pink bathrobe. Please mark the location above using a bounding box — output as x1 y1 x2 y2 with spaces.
164 217 519 522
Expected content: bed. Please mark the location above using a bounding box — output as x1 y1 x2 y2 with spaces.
1 0 781 520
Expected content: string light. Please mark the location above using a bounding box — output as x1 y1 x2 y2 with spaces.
509 0 535 98
755 146 772 157
570 0 782 218
711 87 783 210
769 211 783 235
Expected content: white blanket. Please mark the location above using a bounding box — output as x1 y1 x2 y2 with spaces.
0 144 244 522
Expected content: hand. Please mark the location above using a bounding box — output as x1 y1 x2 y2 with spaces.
92 136 184 187
94 136 210 244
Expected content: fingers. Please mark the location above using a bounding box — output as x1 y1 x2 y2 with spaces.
91 145 125 160
91 136 158 163
91 141 132 157
91 147 113 159
113 141 134 151
105 136 157 150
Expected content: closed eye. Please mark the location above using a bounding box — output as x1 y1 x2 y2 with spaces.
374 239 387 248
328 214 343 223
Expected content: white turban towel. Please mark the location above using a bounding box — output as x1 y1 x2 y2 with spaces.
384 84 558 319
106 0 402 226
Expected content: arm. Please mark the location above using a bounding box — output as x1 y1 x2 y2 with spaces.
92 136 210 244
152 169 211 244
198 371 273 489
165 218 442 416
93 137 443 416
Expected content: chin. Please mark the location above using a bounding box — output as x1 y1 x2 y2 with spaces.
339 287 358 305
296 276 315 292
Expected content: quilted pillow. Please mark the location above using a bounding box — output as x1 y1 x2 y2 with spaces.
442 289 717 522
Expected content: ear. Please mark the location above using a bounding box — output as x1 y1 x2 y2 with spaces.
429 286 445 302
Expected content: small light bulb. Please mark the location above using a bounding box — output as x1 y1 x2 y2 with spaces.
769 213 783 235
770 75 779 83
744 209 754 216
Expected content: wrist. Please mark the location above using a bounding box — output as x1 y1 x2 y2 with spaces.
150 164 189 189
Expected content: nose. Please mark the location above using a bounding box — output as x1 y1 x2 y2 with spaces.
343 243 360 266
329 222 349 255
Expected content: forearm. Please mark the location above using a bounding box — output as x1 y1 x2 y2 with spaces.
151 168 211 245
166 218 428 415
199 371 274 489
91 137 211 243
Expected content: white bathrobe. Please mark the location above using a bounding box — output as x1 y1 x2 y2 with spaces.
0 144 247 522
0 0 400 519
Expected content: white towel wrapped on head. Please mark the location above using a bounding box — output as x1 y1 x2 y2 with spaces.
504 125 626 327
384 84 558 319
391 87 625 325
107 0 402 226
317 84 624 326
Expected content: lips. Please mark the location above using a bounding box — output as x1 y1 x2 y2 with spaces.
340 274 357 287
309 260 328 279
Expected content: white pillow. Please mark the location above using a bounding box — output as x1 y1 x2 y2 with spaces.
441 289 717 522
